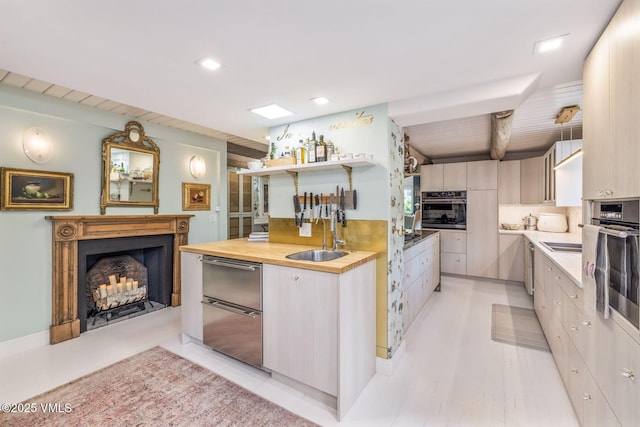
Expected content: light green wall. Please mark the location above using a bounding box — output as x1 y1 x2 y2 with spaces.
0 85 227 343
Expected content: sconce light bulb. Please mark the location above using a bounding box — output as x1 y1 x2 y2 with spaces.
23 127 52 164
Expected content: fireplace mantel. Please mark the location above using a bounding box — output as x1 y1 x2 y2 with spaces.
45 215 193 344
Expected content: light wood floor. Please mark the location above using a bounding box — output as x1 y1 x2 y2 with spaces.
0 275 578 426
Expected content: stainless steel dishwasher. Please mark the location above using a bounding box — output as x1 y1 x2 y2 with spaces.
201 255 263 368
524 239 535 295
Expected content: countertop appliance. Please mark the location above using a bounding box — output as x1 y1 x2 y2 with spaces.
421 191 467 230
201 255 263 368
523 214 537 231
592 200 640 328
537 213 568 232
524 239 535 295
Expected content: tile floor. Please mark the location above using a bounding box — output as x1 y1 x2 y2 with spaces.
0 275 579 426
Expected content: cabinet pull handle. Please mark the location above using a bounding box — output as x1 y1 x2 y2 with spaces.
571 368 579 374
582 320 592 327
583 393 592 400
571 326 578 332
570 294 578 299
554 300 561 305
294 275 299 282
621 369 635 382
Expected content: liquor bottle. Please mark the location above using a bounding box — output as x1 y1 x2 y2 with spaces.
269 142 276 160
326 139 335 160
316 134 327 162
307 137 316 163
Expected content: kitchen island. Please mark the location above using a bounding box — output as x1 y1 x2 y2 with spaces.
179 238 379 421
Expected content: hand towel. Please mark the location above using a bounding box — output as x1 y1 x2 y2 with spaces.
582 225 600 317
595 232 610 319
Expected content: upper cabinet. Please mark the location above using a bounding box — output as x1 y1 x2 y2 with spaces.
498 160 520 204
583 0 640 200
420 163 466 192
520 157 545 204
467 160 497 190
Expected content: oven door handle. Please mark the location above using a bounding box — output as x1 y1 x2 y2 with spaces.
200 258 258 271
424 200 466 204
201 299 258 319
599 227 640 238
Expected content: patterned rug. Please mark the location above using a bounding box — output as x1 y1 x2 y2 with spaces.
491 304 550 352
1 346 319 427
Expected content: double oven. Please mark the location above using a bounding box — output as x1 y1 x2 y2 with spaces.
592 200 640 328
421 191 467 230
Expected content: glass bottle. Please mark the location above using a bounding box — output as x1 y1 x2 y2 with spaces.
307 137 316 163
326 139 335 160
316 134 327 162
269 142 276 160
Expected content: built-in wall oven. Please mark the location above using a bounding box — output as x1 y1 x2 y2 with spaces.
201 255 263 368
421 191 467 229
592 200 640 328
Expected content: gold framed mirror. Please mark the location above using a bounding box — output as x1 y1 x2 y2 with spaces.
100 121 159 214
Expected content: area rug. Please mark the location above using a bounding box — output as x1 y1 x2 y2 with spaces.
491 304 550 352
0 346 319 427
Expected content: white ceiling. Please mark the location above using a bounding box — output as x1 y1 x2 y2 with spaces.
0 1 621 160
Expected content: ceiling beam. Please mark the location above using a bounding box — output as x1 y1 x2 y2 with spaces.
227 142 267 159
489 110 514 160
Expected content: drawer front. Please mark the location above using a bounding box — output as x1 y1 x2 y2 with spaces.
441 231 466 253
441 252 466 275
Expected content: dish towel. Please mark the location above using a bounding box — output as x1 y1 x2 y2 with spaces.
582 225 600 317
582 225 610 318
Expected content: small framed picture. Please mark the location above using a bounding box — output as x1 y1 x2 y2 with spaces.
1 167 74 210
182 182 211 211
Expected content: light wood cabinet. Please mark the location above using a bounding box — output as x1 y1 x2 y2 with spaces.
498 160 520 204
583 27 610 200
420 163 466 191
262 261 376 420
439 230 466 275
263 265 339 396
583 0 640 200
180 251 203 342
467 160 497 190
520 156 545 204
403 234 440 331
534 246 637 427
498 234 524 281
466 189 498 278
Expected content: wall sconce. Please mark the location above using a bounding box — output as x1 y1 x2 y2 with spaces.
189 155 206 179
23 127 52 164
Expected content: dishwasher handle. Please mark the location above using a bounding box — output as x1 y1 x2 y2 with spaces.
201 257 259 271
201 298 258 319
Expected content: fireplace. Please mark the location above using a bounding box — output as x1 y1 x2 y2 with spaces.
79 234 174 332
46 215 192 344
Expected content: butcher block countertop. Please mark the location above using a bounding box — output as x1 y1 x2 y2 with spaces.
179 238 379 274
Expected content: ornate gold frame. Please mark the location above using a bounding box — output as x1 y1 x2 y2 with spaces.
0 167 73 210
182 182 211 211
100 121 160 214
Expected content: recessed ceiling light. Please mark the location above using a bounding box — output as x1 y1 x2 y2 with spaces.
311 96 330 105
250 104 293 120
198 57 221 71
533 34 568 54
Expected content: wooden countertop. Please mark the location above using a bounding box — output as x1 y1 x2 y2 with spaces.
179 238 379 274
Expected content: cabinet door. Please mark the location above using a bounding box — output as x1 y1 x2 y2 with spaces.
421 164 444 191
443 162 467 191
583 369 622 427
583 27 611 200
608 0 640 199
180 252 203 341
467 160 498 190
263 264 338 396
498 160 520 204
498 234 524 281
440 230 466 253
520 156 545 204
466 189 498 278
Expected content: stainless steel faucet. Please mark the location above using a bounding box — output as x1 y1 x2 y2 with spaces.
331 209 345 251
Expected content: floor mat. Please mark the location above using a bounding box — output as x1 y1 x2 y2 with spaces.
491 304 550 352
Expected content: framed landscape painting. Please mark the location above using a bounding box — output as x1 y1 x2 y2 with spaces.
0 167 74 210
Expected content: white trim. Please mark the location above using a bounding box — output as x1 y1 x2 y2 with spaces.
375 341 406 376
0 330 49 360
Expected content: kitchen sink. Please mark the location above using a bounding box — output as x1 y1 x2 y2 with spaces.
286 249 348 262
540 241 582 253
